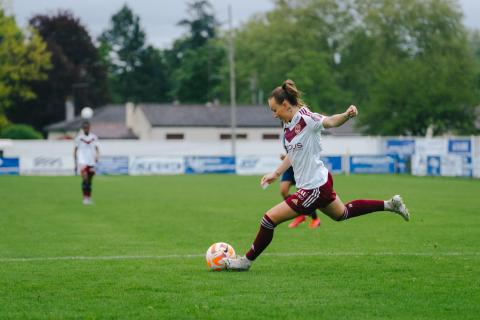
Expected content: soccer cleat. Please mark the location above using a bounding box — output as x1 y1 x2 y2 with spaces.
309 217 321 229
389 195 410 221
223 256 252 271
288 215 306 228
83 197 93 205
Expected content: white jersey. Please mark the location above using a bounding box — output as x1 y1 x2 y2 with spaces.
283 106 328 189
75 131 99 166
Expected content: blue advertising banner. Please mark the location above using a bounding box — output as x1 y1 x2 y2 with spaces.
386 139 415 155
349 155 396 174
0 157 20 175
185 156 236 174
96 156 129 175
426 156 441 176
321 156 342 174
448 139 471 154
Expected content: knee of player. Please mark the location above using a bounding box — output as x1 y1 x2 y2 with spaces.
261 212 277 229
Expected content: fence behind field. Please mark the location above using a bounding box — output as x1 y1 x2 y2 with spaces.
1 136 479 178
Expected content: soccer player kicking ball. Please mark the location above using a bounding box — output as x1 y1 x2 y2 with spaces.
74 121 99 205
224 80 410 271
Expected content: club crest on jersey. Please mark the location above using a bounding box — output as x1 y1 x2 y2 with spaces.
292 199 299 205
284 118 307 142
294 124 302 134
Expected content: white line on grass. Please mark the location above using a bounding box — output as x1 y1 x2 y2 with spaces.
1 252 479 262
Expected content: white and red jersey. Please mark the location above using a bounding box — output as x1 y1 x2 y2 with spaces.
283 106 328 189
75 131 99 166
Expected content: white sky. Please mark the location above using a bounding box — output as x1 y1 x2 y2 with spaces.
7 0 480 48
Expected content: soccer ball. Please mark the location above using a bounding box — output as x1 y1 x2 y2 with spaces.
205 242 236 271
81 107 94 119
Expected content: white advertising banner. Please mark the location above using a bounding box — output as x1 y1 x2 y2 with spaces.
20 156 75 175
415 138 447 156
129 156 184 175
236 156 281 175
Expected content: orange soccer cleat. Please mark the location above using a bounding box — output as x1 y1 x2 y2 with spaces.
288 215 306 228
309 217 321 229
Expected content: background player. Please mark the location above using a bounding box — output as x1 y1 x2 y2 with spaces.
74 121 99 205
225 79 410 271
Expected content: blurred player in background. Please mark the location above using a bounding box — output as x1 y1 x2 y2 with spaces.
225 79 410 271
74 121 99 205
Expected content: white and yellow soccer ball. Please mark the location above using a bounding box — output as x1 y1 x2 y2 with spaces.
205 242 236 271
81 107 94 119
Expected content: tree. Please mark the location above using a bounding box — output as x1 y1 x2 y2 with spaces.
231 0 478 135
346 0 478 135
229 0 346 111
0 7 50 117
165 0 225 103
6 11 108 131
98 5 169 103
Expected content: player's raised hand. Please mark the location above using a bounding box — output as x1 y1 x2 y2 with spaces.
345 105 358 119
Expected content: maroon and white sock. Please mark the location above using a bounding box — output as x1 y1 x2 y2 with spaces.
246 215 276 261
338 200 385 220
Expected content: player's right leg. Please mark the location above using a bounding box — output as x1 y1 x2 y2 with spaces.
224 201 298 271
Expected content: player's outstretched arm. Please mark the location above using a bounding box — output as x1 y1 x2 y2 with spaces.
323 105 358 129
261 154 291 187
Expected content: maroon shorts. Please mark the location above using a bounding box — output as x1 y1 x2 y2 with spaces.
80 165 96 176
285 172 337 215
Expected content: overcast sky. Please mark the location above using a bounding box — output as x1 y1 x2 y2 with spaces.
8 0 480 48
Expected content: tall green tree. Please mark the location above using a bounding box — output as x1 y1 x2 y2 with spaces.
231 0 478 135
230 0 347 112
6 11 108 131
0 7 50 125
165 0 225 103
98 5 169 103
343 0 478 135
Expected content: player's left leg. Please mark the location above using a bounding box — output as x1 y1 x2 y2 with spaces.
224 201 298 271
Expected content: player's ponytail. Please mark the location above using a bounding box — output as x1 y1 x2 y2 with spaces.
270 79 304 106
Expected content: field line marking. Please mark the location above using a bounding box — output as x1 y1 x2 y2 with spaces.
1 252 479 262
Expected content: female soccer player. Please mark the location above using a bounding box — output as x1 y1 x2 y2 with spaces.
224 80 410 270
74 121 99 205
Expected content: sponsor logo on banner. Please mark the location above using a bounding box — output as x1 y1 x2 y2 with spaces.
426 156 441 176
349 155 396 174
185 156 235 174
386 139 415 155
448 139 471 154
236 156 281 175
0 157 20 175
130 156 184 175
21 156 74 175
97 156 129 175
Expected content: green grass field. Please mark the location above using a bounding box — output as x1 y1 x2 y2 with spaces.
0 174 479 319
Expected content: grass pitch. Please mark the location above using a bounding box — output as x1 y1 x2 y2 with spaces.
0 174 479 319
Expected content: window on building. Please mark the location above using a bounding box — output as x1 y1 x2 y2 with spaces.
220 133 248 140
262 133 280 140
166 133 184 140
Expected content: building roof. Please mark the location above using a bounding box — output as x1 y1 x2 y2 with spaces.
45 105 138 139
45 103 362 137
139 104 361 135
139 104 279 128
